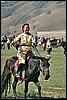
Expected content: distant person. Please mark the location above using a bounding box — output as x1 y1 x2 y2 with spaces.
46 38 52 56
3 35 7 42
35 34 38 47
1 37 5 49
7 37 10 50
42 37 47 51
38 37 42 48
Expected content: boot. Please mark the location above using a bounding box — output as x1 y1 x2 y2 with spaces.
22 70 26 81
15 72 20 78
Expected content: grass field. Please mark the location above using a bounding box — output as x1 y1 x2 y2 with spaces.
1 44 66 99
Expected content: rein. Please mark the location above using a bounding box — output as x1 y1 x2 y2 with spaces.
32 43 41 57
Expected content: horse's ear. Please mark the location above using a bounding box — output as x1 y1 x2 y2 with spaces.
47 57 51 61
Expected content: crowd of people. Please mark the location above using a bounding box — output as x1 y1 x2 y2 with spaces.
1 35 10 50
37 36 52 56
1 32 63 57
1 35 16 50
1 31 61 57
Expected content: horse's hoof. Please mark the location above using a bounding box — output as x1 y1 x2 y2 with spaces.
38 96 41 99
14 96 18 99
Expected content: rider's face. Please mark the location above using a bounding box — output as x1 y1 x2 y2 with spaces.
23 25 30 33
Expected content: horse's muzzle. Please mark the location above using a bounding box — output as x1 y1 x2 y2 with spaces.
44 69 50 80
45 74 50 80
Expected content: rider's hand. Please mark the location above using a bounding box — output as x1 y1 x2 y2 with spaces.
27 56 30 61
11 41 13 44
32 42 35 47
11 41 14 46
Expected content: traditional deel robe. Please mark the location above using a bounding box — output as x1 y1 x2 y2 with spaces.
12 32 33 64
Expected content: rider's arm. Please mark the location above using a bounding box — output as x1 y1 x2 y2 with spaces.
11 34 21 44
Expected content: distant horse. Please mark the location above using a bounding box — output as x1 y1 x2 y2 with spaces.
1 56 51 99
50 38 57 47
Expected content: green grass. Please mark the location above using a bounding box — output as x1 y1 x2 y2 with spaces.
1 44 66 99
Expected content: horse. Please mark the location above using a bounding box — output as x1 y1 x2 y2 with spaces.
1 56 51 99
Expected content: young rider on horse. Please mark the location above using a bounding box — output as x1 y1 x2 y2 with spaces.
11 23 34 80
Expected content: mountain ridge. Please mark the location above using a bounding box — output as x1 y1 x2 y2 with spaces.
1 1 66 37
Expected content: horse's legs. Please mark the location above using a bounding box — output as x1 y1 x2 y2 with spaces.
24 81 28 99
4 79 8 97
35 81 41 99
12 77 18 99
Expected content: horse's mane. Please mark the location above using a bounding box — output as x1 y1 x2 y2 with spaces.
32 56 46 61
28 57 40 70
10 56 18 60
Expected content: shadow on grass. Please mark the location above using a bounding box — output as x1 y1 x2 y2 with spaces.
1 95 54 99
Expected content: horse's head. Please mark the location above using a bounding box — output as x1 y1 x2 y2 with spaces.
39 57 51 80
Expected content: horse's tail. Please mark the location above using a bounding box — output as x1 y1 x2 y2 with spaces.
1 59 12 97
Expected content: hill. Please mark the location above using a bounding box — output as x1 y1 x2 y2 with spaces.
1 1 66 37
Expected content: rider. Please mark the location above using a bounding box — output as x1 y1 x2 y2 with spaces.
11 23 34 80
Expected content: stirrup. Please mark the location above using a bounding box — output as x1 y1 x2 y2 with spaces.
15 73 20 78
